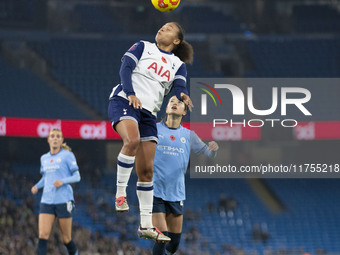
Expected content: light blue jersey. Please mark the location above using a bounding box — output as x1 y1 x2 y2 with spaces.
153 121 216 202
35 149 80 204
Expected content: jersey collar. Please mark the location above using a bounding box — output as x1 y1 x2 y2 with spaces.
157 47 173 55
49 148 63 156
161 120 182 130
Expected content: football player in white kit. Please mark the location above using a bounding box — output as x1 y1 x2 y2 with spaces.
108 22 194 242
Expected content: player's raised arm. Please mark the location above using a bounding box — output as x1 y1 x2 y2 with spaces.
120 42 144 109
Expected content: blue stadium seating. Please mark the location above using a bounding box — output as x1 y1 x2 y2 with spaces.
0 0 36 23
246 37 340 78
0 57 90 119
180 6 245 34
73 4 124 34
244 36 340 121
29 38 133 117
265 179 340 252
293 5 340 34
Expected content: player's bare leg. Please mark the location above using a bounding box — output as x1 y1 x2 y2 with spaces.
135 141 170 242
153 212 168 232
37 213 55 255
114 119 140 212
58 217 78 255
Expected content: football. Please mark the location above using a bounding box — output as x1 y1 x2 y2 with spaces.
151 0 180 12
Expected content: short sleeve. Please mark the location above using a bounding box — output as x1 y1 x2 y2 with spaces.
122 41 145 65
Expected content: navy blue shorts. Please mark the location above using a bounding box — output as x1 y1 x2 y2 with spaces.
108 96 158 142
153 196 184 215
39 201 75 218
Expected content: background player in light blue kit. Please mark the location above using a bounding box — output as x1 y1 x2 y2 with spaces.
31 129 81 255
152 96 219 255
108 22 194 242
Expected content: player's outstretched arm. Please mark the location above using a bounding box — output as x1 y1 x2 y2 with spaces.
208 141 219 151
191 131 218 158
180 92 194 112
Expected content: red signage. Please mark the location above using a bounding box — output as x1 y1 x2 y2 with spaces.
293 121 340 140
0 117 120 140
0 117 261 141
1 117 339 140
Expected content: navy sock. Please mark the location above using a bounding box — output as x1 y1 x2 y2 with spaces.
64 240 78 255
165 232 181 254
153 231 168 255
36 238 48 255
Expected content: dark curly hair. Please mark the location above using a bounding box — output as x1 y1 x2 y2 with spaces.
171 22 194 64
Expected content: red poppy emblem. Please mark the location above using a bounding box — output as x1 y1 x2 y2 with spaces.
161 56 167 63
128 43 137 51
50 159 53 163
170 135 176 141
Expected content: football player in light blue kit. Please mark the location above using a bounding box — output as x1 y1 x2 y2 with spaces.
152 96 219 255
31 129 81 255
108 22 194 242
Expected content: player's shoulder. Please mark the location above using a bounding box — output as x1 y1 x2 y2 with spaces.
180 125 192 136
55 149 74 161
41 152 50 160
127 41 145 51
189 129 200 139
140 40 152 46
60 148 74 157
189 129 199 134
141 41 160 52
171 55 184 69
156 121 167 130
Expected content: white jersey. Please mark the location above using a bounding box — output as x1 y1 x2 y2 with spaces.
110 41 186 116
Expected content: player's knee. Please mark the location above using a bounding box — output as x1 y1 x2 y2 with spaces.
123 136 140 153
138 168 153 182
166 232 181 254
39 232 51 240
145 169 153 181
61 235 72 244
